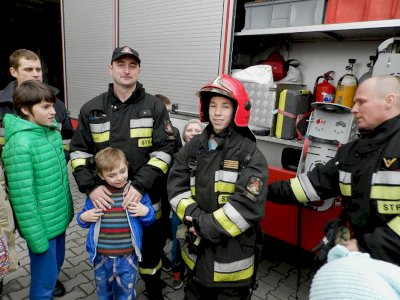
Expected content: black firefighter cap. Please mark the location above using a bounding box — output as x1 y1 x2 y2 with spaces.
111 46 141 64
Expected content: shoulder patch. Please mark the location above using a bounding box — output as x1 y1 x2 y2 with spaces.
383 158 398 169
246 176 263 196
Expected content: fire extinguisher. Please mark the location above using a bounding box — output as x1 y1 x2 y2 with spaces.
313 71 335 103
334 59 358 108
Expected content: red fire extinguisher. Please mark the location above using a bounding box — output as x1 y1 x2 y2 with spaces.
313 71 335 103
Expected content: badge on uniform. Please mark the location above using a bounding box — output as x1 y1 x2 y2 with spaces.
246 176 263 196
164 120 174 135
383 157 398 169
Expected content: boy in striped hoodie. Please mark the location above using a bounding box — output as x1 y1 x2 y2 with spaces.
77 147 155 299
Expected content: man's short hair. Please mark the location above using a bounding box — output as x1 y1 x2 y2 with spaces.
155 94 171 106
9 49 39 70
95 147 129 175
13 80 56 119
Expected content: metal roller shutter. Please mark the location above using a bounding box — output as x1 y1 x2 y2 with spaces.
62 0 114 118
119 0 225 114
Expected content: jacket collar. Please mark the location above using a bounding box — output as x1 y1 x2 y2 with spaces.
358 115 400 142
108 81 144 105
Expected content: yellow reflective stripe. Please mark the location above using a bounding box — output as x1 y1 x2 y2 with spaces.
130 128 153 138
147 157 168 174
190 186 196 196
340 183 352 196
170 191 191 212
215 181 235 193
388 216 400 236
139 259 162 275
92 132 110 143
152 202 162 220
213 208 241 237
0 136 5 146
290 177 308 203
138 138 152 147
176 198 196 220
71 158 86 171
63 144 70 151
377 200 400 214
214 265 253 282
371 186 400 200
181 247 195 270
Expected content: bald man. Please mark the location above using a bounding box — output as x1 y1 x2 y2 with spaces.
268 75 400 265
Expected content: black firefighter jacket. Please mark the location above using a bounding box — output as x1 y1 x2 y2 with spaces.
268 115 400 265
70 83 175 206
168 125 268 287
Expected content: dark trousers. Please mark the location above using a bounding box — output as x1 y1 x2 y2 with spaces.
140 219 164 300
184 276 250 300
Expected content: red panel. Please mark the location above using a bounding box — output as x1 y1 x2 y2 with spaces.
365 0 399 20
71 118 78 129
325 0 367 24
261 166 342 251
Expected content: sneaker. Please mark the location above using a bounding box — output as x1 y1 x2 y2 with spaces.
162 254 172 272
172 270 183 290
54 280 66 297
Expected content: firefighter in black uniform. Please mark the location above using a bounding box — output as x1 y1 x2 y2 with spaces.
268 75 400 266
70 46 175 300
168 74 268 299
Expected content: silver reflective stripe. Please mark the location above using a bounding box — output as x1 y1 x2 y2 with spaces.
57 122 62 131
298 173 320 201
215 170 238 183
223 202 250 232
89 122 110 133
339 170 351 184
170 191 191 211
70 151 93 160
62 139 71 145
372 171 400 185
130 118 153 128
0 128 4 136
190 176 196 186
150 151 172 165
214 255 254 273
152 201 162 211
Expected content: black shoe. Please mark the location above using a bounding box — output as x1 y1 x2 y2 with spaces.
54 280 66 297
0 279 3 295
162 255 172 272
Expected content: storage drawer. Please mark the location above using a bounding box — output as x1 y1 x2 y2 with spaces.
244 0 326 29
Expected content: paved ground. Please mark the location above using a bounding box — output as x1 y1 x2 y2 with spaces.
1 168 316 300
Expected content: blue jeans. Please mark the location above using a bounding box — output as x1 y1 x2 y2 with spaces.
29 233 65 300
171 212 181 264
93 254 138 300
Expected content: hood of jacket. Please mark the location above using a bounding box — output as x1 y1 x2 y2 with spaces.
4 114 58 143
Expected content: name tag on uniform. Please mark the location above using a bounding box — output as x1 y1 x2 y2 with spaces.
138 138 152 147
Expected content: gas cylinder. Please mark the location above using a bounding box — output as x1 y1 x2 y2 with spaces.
334 59 358 108
314 71 335 103
359 55 376 83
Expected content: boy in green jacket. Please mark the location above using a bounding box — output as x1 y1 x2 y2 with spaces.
1 80 73 299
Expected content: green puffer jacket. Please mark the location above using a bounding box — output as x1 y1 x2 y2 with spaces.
1 114 73 254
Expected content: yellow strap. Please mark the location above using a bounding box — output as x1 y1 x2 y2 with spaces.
71 158 86 171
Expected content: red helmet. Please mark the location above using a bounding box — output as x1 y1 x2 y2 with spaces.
197 74 251 127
